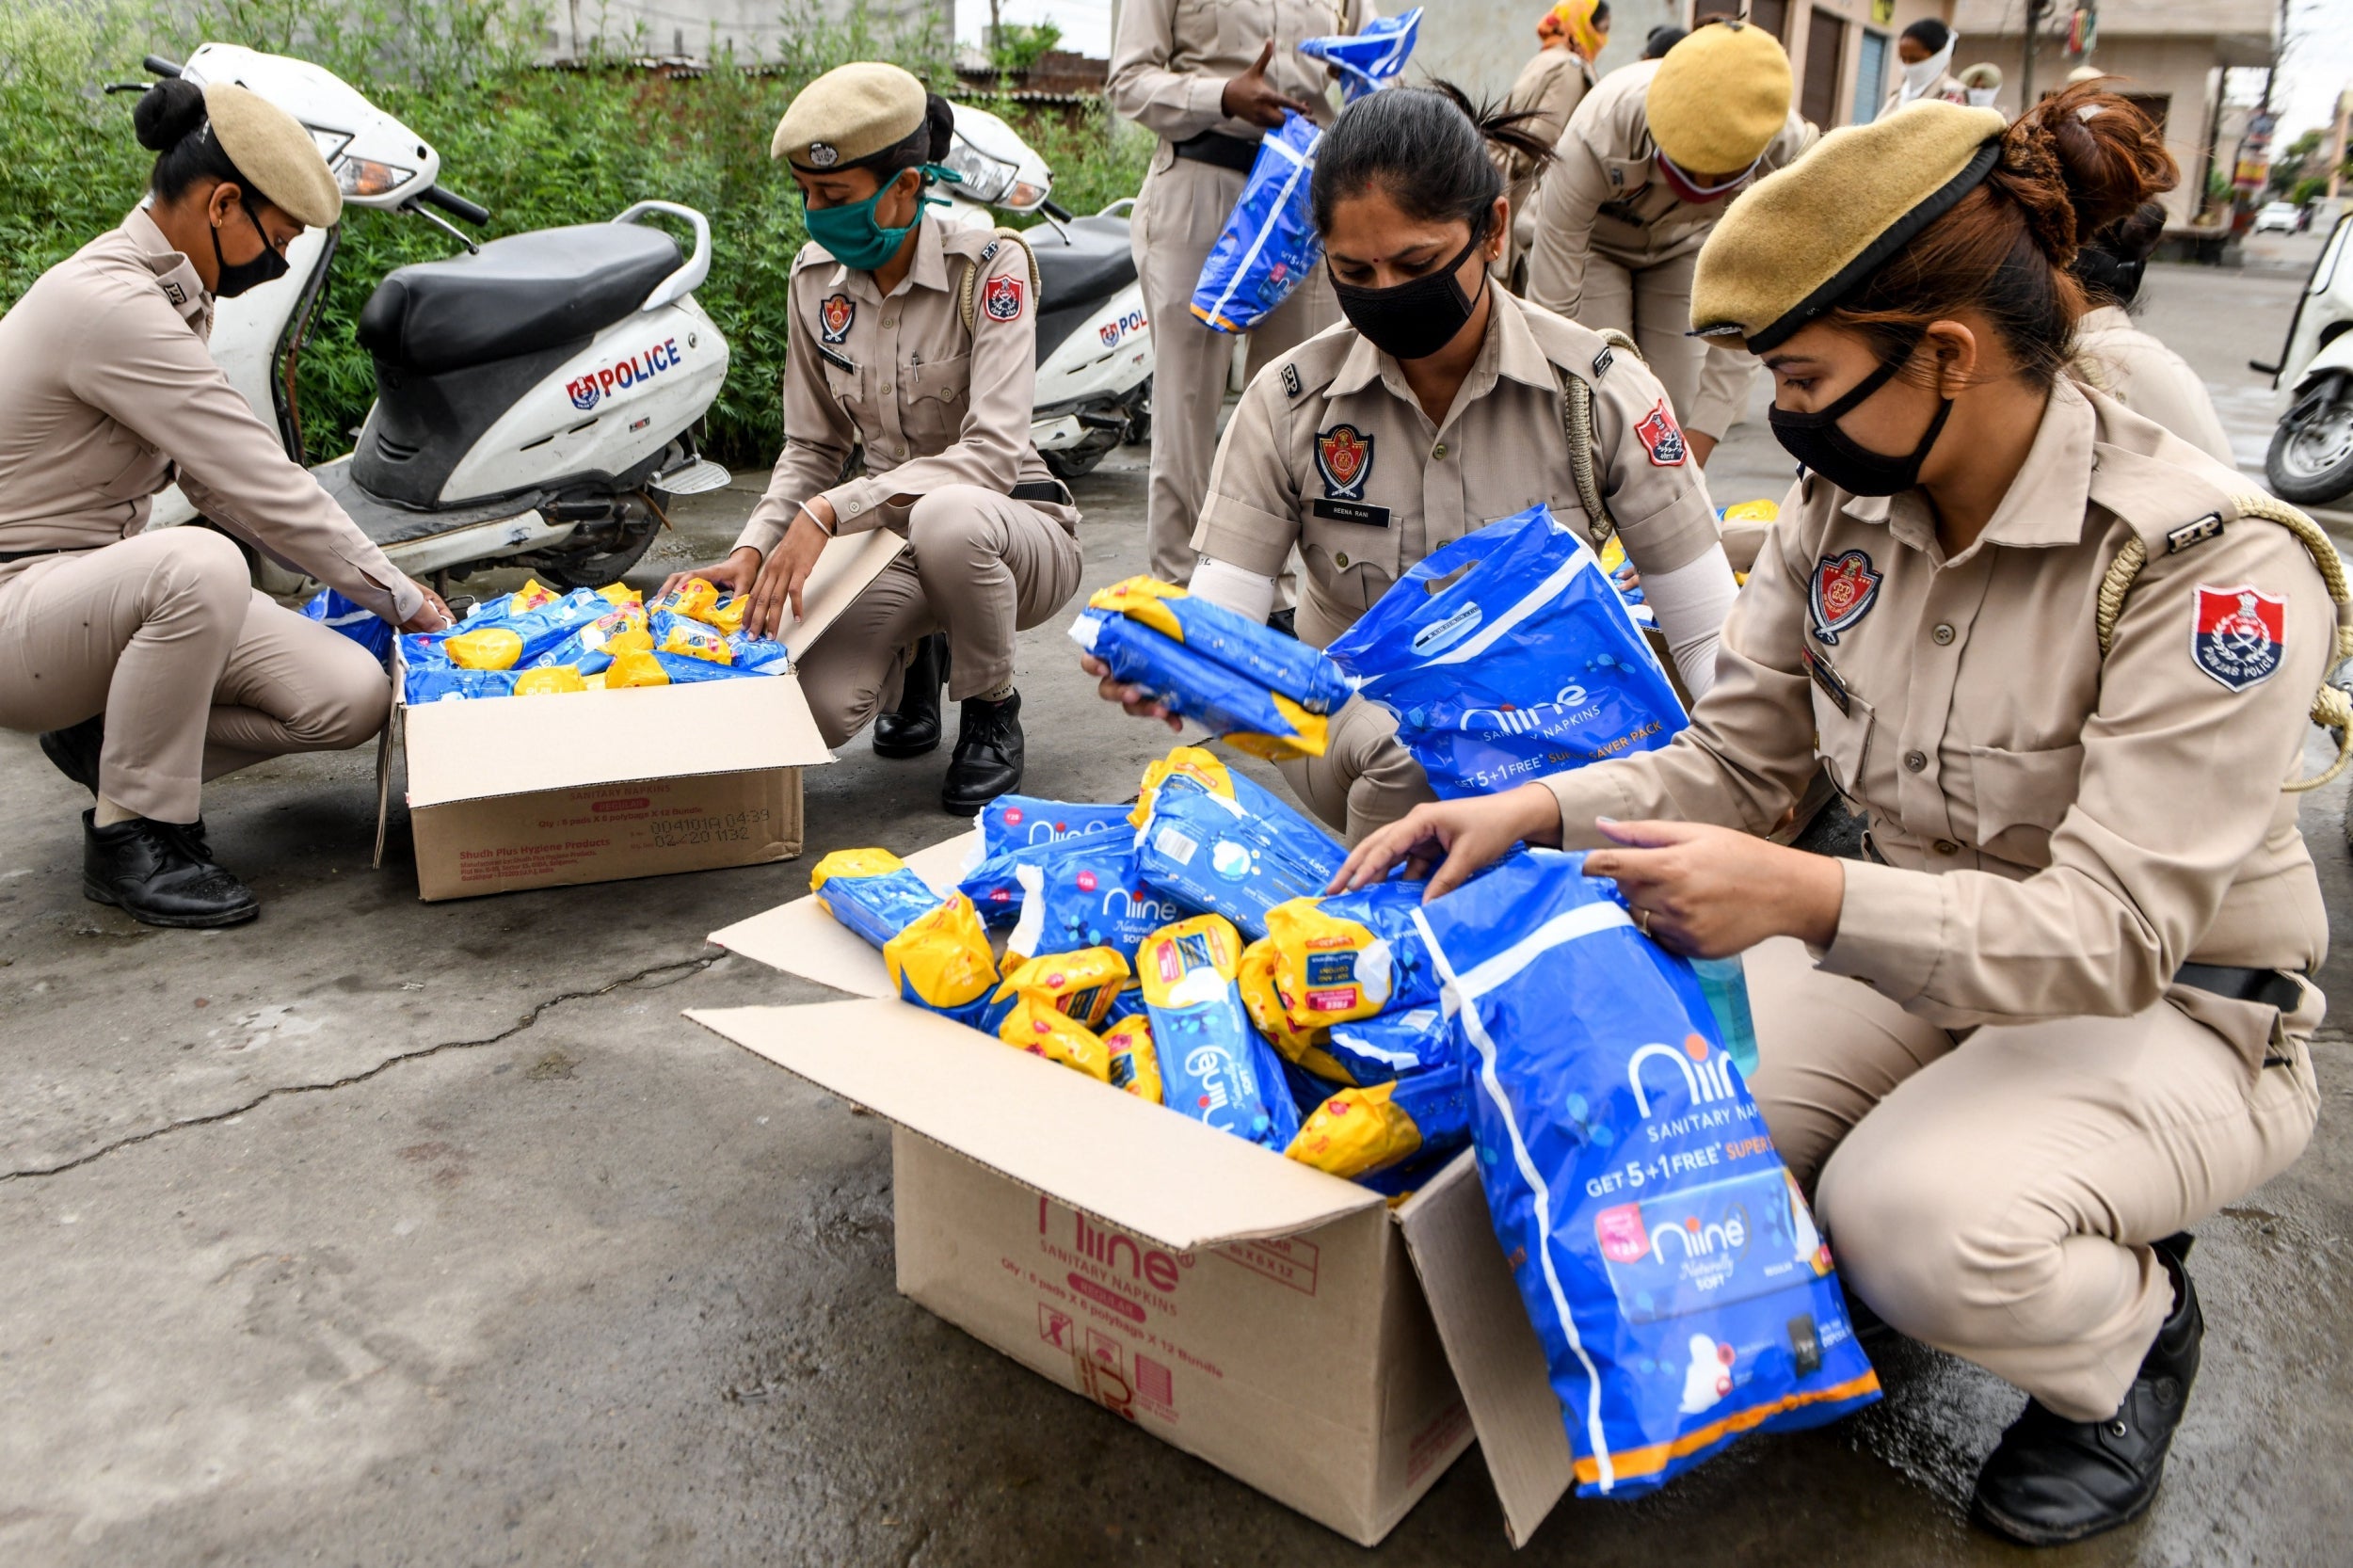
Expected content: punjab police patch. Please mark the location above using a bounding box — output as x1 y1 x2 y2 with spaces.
1282 363 1303 398
1635 398 1687 466
982 273 1025 322
819 294 856 345
1809 550 1881 646
808 141 840 168
2191 583 2286 692
1592 346 1614 378
1315 424 1374 500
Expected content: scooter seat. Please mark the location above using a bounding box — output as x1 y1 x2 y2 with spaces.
1027 216 1136 309
359 223 682 376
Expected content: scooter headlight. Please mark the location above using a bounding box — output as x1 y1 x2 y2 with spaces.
940 141 1016 205
307 126 353 163
1001 180 1049 212
337 157 417 198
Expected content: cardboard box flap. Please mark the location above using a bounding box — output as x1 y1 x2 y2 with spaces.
690 1000 1384 1251
1394 1150 1574 1547
400 529 904 808
706 831 978 996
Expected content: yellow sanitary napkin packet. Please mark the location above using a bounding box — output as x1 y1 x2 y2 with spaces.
1264 899 1394 1028
1722 497 1780 524
997 998 1112 1082
507 578 561 614
1284 1080 1423 1180
1104 1016 1162 1103
882 892 1000 1012
1128 744 1237 827
603 650 671 688
1238 937 1354 1083
654 613 732 664
649 578 718 620
702 595 749 635
514 665 585 696
992 947 1132 1030
445 627 523 670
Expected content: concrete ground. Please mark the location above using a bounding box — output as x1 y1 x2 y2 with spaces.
5 243 2351 1567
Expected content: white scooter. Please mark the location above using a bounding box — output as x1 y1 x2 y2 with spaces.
137 43 733 592
2258 210 2353 505
935 104 1155 480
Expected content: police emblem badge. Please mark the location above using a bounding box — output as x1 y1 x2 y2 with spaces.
1809 550 1881 646
2191 583 2287 692
820 294 856 345
1315 424 1374 500
982 273 1025 322
808 141 840 168
1635 398 1687 466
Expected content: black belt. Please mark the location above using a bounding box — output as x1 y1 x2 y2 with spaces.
2173 962 2306 1015
1172 130 1262 174
0 547 93 564
1009 479 1070 505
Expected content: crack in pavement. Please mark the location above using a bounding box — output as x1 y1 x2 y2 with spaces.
0 952 720 1184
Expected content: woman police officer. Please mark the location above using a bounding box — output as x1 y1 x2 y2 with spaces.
1334 88 2332 1544
665 64 1081 814
1086 85 1740 843
0 79 450 928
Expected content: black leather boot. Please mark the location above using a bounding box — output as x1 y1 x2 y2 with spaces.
83 810 259 928
39 713 104 795
942 690 1024 815
1971 1233 2201 1546
873 633 949 759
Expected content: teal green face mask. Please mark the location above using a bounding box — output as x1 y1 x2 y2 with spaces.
803 166 957 272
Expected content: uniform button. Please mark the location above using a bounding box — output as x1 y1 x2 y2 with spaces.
1903 750 1928 773
1433 442 1448 459
1932 623 1955 645
882 316 896 328
1335 552 1352 568
880 383 893 395
1932 839 1961 856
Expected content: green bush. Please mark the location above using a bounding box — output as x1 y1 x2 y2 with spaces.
0 0 1150 468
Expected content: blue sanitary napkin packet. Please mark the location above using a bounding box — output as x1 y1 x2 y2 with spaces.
1321 1002 1455 1086
1189 110 1325 335
1326 504 1686 797
1138 915 1302 1152
1411 849 1881 1497
1002 838 1192 962
972 796 1135 863
1135 778 1346 941
300 589 393 664
1297 8 1422 102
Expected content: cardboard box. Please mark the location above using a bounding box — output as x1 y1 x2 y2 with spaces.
690 838 1583 1547
375 532 904 901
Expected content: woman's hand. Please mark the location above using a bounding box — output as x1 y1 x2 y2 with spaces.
1080 654 1184 734
659 546 760 605
400 580 455 633
1583 818 1843 956
1329 782 1563 899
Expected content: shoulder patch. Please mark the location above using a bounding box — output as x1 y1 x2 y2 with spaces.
981 272 1025 323
1635 398 1687 467
162 279 187 307
1315 424 1374 500
1592 346 1613 379
1810 550 1881 646
978 238 1000 266
2192 584 2287 692
2166 512 2224 554
819 294 856 345
1282 363 1303 398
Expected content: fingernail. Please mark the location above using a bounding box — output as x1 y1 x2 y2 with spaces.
1595 815 1618 824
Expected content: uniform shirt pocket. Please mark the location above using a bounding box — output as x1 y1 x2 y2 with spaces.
820 356 868 425
1967 742 2085 868
901 354 972 454
1210 0 1274 60
1812 685 1877 808
93 428 166 503
1298 508 1401 621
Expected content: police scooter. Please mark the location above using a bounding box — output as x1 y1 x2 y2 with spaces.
2257 209 2353 505
132 44 732 592
936 103 1154 480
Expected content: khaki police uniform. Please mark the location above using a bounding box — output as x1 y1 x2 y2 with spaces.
2073 303 2234 467
1196 288 1723 840
739 217 1082 746
1881 69 1971 119
1497 45 1594 286
0 209 416 824
1524 60 1814 439
1109 0 1369 584
1541 377 2328 1420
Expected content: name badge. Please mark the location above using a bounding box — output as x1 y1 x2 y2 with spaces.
1311 498 1392 528
817 344 857 376
1802 648 1852 716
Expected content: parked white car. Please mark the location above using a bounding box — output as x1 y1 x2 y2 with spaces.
2255 200 2301 234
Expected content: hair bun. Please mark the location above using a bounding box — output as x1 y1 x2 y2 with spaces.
1999 81 2176 264
921 92 954 166
133 77 207 152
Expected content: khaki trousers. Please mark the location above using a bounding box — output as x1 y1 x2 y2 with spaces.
794 486 1082 749
1133 152 1339 584
1742 936 2323 1420
0 528 390 824
1273 694 1436 845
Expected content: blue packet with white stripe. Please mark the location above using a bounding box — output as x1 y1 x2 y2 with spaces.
403 665 516 703
1411 849 1880 1498
1322 1002 1455 1085
1138 914 1301 1151
1297 8 1422 102
300 589 394 664
1002 839 1192 962
971 796 1135 862
1135 781 1346 942
1189 110 1325 335
1325 504 1686 798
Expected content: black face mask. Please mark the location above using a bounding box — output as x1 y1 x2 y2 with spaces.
1768 347 1954 497
209 196 289 300
1330 227 1487 362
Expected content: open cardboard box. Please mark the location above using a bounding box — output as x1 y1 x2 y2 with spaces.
690 836 1582 1547
374 531 904 901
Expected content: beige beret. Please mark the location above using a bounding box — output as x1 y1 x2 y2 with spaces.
1646 22 1792 177
771 62 926 173
203 81 341 230
1690 101 2009 353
